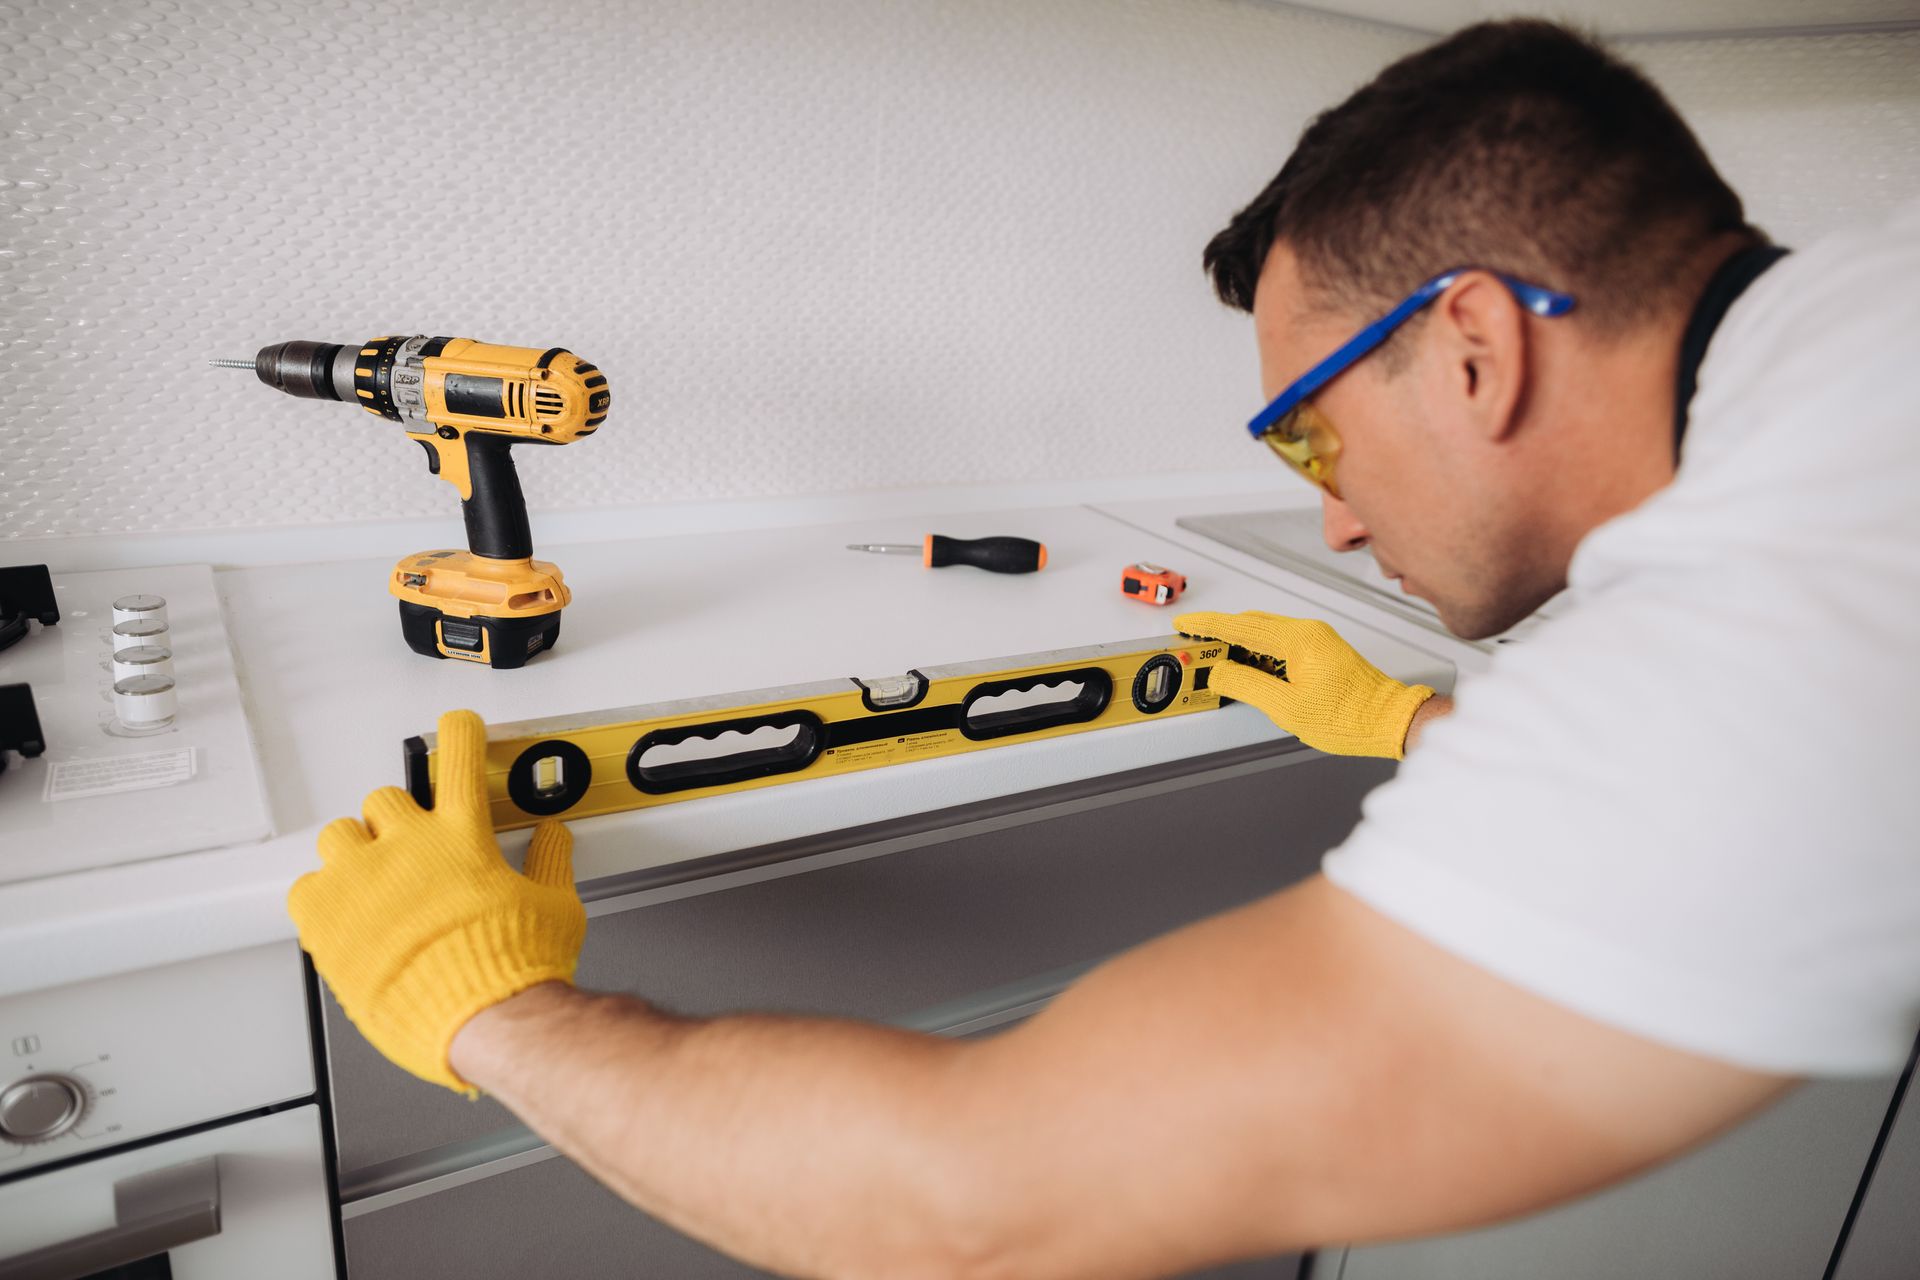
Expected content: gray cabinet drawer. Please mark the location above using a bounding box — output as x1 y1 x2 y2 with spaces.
325 746 1393 1186
1320 1075 1901 1280
344 1139 1302 1280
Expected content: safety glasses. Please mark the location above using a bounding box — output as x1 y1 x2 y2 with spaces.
1247 269 1576 497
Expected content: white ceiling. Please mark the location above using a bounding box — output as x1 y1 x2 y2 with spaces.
1281 0 1920 37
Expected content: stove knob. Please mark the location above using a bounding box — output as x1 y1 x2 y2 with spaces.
0 1075 86 1143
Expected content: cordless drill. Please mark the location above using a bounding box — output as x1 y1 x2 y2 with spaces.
217 337 609 668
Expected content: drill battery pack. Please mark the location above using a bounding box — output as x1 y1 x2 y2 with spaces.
390 550 571 669
397 602 560 670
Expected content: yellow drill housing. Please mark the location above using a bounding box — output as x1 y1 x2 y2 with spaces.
241 334 610 669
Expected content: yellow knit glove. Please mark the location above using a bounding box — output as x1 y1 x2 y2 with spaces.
287 709 586 1093
1176 611 1435 760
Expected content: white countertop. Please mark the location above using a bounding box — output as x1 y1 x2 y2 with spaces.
0 474 1478 996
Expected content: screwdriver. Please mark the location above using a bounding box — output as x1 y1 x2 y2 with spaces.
846 534 1048 574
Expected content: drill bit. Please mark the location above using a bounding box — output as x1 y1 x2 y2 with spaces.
207 358 257 370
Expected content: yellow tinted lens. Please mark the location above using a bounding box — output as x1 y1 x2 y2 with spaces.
1258 402 1341 496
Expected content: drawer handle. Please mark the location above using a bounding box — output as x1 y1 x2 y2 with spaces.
0 1155 221 1280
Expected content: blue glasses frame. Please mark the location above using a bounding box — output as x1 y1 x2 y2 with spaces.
1247 269 1576 442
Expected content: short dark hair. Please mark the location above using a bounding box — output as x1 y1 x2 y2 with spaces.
1204 21 1757 332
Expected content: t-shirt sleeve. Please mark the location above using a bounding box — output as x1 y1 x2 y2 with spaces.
1326 205 1920 1077
1324 562 1920 1075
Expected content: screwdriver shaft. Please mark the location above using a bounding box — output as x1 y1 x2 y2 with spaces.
847 544 921 555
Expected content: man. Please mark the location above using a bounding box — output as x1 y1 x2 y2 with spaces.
290 21 1920 1279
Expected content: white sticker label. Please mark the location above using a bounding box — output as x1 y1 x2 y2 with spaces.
46 750 197 802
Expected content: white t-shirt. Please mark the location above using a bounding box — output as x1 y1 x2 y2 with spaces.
1322 200 1920 1076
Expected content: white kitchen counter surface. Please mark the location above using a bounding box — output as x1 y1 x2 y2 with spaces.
0 478 1474 996
1089 492 1498 680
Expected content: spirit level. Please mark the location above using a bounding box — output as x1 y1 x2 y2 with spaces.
405 635 1232 829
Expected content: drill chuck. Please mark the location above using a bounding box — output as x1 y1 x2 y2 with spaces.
250 340 359 403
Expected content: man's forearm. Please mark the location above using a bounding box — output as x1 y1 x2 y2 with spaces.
1406 692 1454 751
451 982 992 1279
445 874 1782 1280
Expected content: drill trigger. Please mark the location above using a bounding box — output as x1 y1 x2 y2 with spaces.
417 438 441 475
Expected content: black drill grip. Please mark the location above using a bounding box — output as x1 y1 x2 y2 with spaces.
462 434 534 561
926 535 1047 574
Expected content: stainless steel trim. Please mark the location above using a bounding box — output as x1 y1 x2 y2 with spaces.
0 1155 221 1280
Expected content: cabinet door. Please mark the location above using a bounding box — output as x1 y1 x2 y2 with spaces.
1320 1074 1901 1280
332 746 1390 1274
0 1105 334 1279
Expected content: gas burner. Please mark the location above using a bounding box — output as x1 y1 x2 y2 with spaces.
0 565 60 653
0 683 44 774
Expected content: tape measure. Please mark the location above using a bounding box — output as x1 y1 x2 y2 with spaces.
1121 562 1187 605
406 635 1232 829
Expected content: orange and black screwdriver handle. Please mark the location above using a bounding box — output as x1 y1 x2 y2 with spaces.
248 337 610 560
924 534 1047 573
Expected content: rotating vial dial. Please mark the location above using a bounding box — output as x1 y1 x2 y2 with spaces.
113 673 177 729
112 594 168 630
111 643 173 684
112 617 170 650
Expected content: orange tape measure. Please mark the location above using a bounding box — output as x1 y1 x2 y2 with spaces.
1120 562 1186 605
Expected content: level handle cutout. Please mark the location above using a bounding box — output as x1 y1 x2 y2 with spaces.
959 667 1112 740
627 711 826 794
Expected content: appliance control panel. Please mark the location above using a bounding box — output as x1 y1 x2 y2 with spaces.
0 941 312 1177
0 563 274 887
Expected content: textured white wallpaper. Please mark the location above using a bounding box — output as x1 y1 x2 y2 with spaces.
0 3 1914 541
1627 31 1920 246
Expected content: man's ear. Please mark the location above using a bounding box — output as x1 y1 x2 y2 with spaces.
1433 272 1529 443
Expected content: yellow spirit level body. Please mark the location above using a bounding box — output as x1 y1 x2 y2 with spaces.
406 636 1233 830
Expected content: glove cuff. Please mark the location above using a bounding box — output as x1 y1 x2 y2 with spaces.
1377 682 1437 760
364 908 581 1094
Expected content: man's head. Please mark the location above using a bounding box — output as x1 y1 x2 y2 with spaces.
1206 21 1759 638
